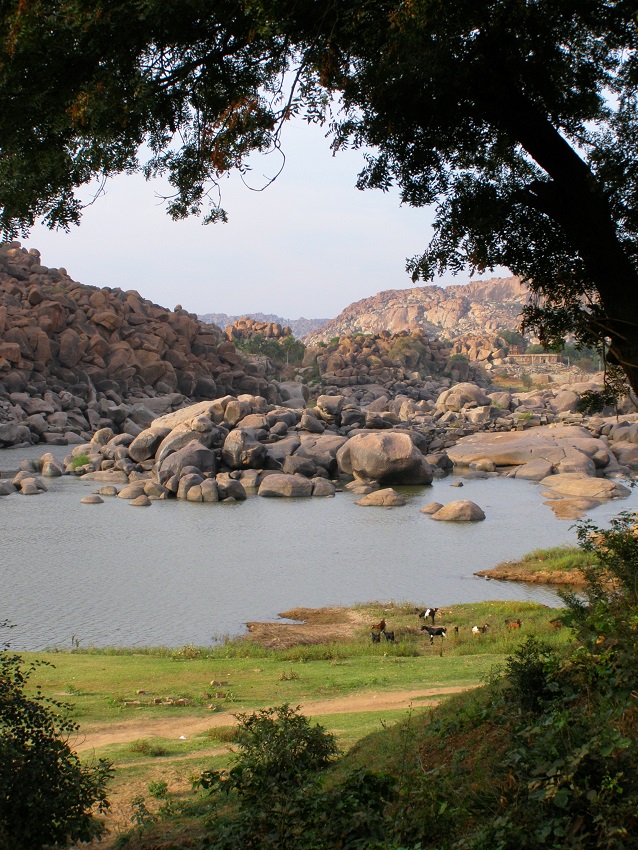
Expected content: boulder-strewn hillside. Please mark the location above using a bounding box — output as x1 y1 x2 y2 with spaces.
200 311 330 339
304 277 528 344
0 242 279 446
300 329 490 400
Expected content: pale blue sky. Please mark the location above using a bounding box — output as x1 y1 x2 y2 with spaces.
29 119 498 320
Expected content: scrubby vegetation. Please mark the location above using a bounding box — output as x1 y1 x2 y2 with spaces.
0 632 112 850
114 515 638 849
235 334 305 370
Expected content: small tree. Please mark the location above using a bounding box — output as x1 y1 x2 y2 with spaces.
196 704 393 850
0 638 112 849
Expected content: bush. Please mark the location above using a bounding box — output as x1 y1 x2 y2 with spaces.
463 514 638 849
196 704 393 850
70 453 91 469
0 639 112 849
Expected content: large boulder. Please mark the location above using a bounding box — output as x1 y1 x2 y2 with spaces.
128 426 172 462
436 382 491 411
337 431 433 485
155 418 225 464
158 440 217 483
430 500 486 521
277 381 309 409
315 395 345 425
295 433 348 474
263 433 302 468
356 487 407 507
258 473 314 498
222 428 267 469
215 473 248 500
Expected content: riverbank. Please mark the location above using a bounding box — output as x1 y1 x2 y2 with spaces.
474 544 593 585
19 598 569 847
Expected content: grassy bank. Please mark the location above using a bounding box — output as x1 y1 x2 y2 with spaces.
15 599 574 846
475 544 593 584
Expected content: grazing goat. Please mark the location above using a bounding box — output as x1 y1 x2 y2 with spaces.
371 618 386 633
383 630 395 643
550 618 564 629
418 607 439 624
506 619 522 630
472 624 490 634
371 631 381 644
421 625 447 645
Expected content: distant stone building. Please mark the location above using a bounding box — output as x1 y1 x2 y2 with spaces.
506 353 565 365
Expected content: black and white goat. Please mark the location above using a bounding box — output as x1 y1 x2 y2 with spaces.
421 625 447 645
418 607 439 625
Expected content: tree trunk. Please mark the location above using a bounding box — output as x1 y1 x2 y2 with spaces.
497 91 638 395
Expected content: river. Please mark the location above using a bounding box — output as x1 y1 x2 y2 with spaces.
2 444 635 650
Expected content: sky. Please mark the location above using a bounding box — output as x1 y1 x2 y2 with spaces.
27 119 501 321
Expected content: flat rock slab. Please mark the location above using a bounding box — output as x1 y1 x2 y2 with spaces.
80 470 129 484
448 425 612 475
539 473 631 500
355 487 407 507
543 497 602 520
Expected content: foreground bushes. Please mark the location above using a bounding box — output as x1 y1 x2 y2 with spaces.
0 636 112 849
121 513 638 849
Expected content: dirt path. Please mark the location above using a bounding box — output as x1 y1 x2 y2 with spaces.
75 685 476 752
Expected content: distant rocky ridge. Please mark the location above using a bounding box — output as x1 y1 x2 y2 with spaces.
304 277 528 344
200 312 330 339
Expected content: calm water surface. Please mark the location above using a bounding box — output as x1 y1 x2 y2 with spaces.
2 444 636 650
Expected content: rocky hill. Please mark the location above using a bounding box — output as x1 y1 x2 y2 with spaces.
297 329 494 404
200 311 330 339
304 277 528 344
0 242 280 447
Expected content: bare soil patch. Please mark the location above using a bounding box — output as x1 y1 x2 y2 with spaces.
76 685 475 753
244 606 378 648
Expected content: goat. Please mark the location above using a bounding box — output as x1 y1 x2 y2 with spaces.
421 625 447 645
472 624 490 634
418 607 439 624
550 618 564 629
383 630 395 643
371 618 386 633
506 619 522 630
371 631 381 644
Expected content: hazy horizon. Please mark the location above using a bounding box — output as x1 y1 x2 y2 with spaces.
26 118 508 319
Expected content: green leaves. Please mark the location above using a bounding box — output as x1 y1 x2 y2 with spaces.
0 644 112 849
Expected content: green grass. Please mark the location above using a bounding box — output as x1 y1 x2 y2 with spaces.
17 598 574 843
25 600 570 734
70 453 91 469
499 545 594 574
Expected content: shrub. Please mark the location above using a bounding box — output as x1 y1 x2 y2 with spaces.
70 453 91 469
0 640 112 849
196 704 393 849
129 738 169 758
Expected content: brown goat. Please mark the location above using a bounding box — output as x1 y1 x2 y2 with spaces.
506 619 522 629
371 618 386 633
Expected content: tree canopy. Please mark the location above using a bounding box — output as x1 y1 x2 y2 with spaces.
2 1 638 391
